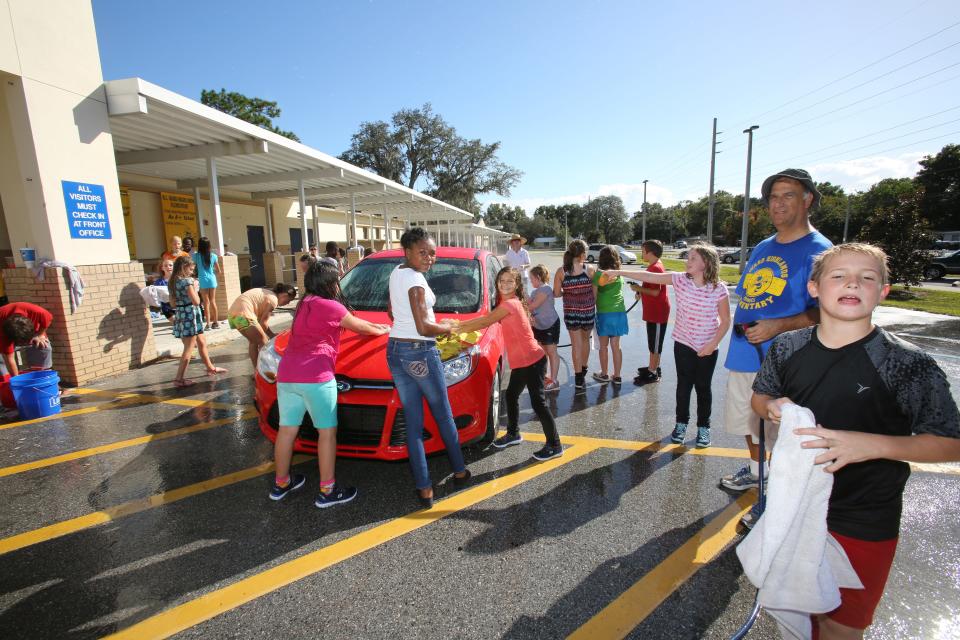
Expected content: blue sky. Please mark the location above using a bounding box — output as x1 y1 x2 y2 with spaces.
92 0 960 214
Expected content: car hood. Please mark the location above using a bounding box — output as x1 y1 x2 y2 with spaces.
275 310 491 381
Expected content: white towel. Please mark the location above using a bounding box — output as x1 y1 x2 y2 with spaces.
736 403 863 640
31 259 85 312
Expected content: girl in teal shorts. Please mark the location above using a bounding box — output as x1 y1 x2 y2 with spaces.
270 261 389 507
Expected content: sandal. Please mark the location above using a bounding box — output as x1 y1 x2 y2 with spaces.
592 372 611 383
173 378 196 388
206 367 228 375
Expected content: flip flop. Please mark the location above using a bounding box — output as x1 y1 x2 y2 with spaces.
173 378 196 388
206 367 227 375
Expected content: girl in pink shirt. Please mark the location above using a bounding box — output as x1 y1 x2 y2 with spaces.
270 261 389 507
455 267 562 461
607 245 731 448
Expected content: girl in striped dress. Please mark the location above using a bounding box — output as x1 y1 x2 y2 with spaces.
553 240 596 389
607 245 730 448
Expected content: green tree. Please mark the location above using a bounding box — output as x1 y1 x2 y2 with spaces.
915 144 960 230
582 196 630 244
483 203 525 234
860 189 932 288
340 103 521 212
809 182 849 244
200 89 300 141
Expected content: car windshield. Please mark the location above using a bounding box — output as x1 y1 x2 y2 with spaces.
339 257 482 313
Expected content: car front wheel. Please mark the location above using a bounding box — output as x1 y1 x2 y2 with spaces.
475 366 502 448
723 256 735 264
924 265 946 280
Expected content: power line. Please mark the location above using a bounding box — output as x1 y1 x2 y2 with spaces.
735 17 960 128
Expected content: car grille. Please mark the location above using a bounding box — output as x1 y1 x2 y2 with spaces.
388 409 433 447
337 404 388 447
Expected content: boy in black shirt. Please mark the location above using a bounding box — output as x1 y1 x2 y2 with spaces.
751 243 960 639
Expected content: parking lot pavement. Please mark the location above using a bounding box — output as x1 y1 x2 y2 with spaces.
0 290 957 639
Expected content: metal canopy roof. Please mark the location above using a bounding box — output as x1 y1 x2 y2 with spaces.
104 78 485 224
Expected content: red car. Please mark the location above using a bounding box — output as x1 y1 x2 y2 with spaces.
254 247 506 460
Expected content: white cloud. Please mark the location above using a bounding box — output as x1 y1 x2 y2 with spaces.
808 152 927 193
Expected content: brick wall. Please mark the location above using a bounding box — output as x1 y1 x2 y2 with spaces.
2 262 157 386
262 251 286 287
214 255 242 322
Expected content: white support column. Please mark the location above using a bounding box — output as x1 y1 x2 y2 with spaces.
383 205 393 249
369 210 375 249
264 201 275 251
193 186 204 236
297 179 308 253
350 193 359 249
312 203 321 250
205 156 225 255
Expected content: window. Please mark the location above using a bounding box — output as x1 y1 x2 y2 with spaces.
339 257 482 314
486 256 501 310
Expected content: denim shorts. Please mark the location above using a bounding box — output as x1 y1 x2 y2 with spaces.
277 379 338 429
532 318 561 345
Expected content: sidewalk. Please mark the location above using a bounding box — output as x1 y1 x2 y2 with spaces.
150 305 296 359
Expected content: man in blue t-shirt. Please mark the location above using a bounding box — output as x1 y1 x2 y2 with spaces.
718 169 833 526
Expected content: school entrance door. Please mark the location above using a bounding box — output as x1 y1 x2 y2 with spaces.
247 226 266 288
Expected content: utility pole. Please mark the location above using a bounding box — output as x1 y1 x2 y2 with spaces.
642 179 648 244
706 117 721 245
564 208 569 248
740 125 759 273
843 195 851 242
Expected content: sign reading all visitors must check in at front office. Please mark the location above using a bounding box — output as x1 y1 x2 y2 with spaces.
62 180 112 239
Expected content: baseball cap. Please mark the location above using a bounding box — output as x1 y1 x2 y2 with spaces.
760 169 821 210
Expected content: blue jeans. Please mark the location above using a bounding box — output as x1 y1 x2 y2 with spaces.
386 338 466 490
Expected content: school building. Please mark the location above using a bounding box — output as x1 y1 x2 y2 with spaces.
0 0 509 386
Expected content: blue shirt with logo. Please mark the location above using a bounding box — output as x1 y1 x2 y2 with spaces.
724 230 832 372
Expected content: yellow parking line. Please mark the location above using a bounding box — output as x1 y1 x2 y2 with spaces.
70 388 238 411
0 410 257 479
104 443 601 640
521 431 750 459
567 493 754 640
0 453 313 556
0 389 240 431
0 396 146 431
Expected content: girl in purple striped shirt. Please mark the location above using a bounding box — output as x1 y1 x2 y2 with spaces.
606 245 730 448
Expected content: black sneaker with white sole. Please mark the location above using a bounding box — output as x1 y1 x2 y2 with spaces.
314 485 358 508
532 444 563 461
269 473 306 501
492 432 523 449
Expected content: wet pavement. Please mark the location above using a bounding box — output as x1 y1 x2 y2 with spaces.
0 261 958 639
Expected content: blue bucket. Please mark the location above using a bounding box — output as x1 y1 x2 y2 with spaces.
10 370 61 420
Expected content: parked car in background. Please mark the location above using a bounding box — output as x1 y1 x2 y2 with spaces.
923 249 960 280
721 246 755 264
254 246 506 460
586 244 637 264
674 240 687 249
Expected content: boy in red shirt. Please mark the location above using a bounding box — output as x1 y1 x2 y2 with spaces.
0 302 53 376
634 240 671 385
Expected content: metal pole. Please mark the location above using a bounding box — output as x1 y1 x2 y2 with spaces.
205 157 225 255
297 179 308 253
740 126 759 273
350 193 359 249
642 179 648 244
384 204 392 250
564 209 569 248
843 195 851 243
707 117 718 244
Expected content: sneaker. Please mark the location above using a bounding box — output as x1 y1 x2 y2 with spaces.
269 473 306 501
696 427 711 448
592 372 611 383
544 380 560 392
720 466 760 491
492 432 523 448
633 370 660 386
637 366 649 376
611 376 622 386
532 444 563 461
740 501 763 530
314 485 358 508
574 372 586 389
670 422 688 444
656 367 662 379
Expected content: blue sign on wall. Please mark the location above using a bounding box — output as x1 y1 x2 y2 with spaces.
62 180 111 239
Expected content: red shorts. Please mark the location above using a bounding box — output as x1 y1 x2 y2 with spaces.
815 532 899 632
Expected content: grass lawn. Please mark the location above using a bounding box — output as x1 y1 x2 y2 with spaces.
879 286 960 317
659 258 960 317
661 258 740 284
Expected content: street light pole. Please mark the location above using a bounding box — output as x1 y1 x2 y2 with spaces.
642 179 648 244
707 117 720 245
740 125 759 273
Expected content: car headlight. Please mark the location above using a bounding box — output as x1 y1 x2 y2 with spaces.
257 336 281 383
443 345 479 386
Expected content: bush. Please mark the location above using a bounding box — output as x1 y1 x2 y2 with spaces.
860 189 932 289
